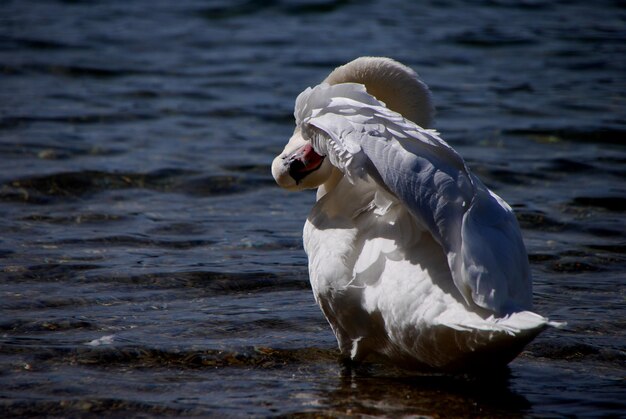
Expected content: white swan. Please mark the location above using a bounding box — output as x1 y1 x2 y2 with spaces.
272 57 557 371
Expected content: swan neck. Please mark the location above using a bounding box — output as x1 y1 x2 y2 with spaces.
323 57 434 128
316 167 343 200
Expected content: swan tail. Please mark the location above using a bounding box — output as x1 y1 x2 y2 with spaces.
428 311 564 370
441 311 562 335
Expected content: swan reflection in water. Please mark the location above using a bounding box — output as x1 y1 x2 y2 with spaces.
289 355 532 417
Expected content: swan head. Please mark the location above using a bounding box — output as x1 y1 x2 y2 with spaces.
271 128 336 191
272 56 434 192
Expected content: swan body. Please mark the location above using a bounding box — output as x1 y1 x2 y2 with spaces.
272 57 557 370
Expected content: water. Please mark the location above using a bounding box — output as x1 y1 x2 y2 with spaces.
1 0 624 416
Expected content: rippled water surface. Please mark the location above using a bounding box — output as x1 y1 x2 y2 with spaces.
1 0 625 417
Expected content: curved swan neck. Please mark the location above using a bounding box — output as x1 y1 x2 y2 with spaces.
323 56 435 129
316 167 343 200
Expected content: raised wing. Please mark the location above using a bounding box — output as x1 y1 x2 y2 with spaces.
296 82 532 315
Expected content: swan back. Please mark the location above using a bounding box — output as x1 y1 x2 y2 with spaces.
324 57 434 129
297 81 532 315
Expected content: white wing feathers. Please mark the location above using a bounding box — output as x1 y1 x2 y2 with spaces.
460 184 533 312
296 82 532 315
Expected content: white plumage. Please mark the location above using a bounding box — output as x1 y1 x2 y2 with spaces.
272 57 558 371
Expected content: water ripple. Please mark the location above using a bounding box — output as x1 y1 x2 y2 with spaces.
0 169 276 203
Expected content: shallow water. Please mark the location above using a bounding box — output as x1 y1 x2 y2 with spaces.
1 0 625 417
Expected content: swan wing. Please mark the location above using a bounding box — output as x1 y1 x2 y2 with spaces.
296 82 532 314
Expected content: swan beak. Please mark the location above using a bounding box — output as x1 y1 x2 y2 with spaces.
285 143 325 184
272 129 327 190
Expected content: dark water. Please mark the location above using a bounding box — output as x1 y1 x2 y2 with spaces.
1 0 625 417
